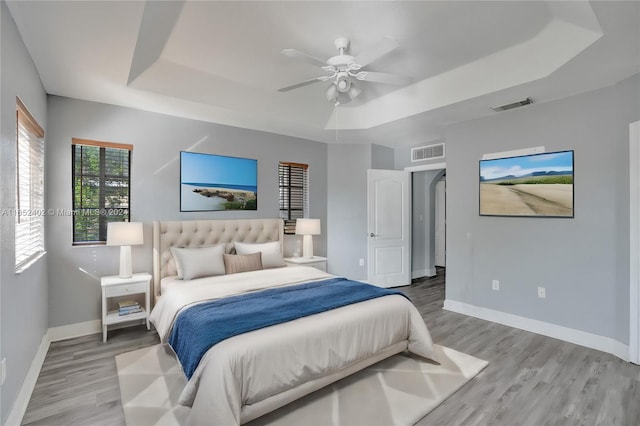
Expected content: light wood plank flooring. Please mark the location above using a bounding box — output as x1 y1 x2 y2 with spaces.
22 269 640 425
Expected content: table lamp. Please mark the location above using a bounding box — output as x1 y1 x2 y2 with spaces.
295 219 321 258
107 222 143 278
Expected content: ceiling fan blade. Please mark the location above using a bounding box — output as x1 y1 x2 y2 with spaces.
357 71 412 85
353 37 399 67
278 78 325 92
281 49 327 68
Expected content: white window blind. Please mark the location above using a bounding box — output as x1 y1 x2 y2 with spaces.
278 162 309 234
15 99 45 271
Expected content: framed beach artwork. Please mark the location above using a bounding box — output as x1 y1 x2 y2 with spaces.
180 151 257 212
479 150 574 218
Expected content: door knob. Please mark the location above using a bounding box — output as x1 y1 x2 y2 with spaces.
370 233 378 237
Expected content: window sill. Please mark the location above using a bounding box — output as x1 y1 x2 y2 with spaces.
15 251 47 274
72 241 107 247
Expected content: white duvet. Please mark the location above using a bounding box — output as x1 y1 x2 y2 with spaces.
149 266 435 426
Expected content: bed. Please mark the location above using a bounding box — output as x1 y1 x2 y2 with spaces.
149 219 435 426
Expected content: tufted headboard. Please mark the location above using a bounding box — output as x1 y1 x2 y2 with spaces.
152 219 284 302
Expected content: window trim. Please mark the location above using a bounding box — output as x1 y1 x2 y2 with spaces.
17 98 44 138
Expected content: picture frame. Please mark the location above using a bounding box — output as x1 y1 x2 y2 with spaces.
479 150 574 218
180 151 257 212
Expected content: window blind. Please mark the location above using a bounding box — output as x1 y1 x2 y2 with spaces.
278 162 309 234
15 99 45 270
72 138 132 244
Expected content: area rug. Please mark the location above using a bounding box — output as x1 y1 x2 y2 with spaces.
116 344 487 426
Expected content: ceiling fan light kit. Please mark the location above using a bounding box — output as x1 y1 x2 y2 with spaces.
279 36 412 105
336 72 351 92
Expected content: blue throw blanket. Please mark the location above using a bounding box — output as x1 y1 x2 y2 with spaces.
168 277 406 379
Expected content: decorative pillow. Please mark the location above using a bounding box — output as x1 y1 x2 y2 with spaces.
170 244 225 280
223 252 263 275
233 241 286 268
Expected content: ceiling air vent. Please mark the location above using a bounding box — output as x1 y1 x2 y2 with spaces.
411 143 445 162
491 97 534 112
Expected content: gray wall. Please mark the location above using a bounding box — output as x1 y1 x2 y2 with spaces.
45 96 327 327
326 143 399 279
445 73 640 343
327 144 372 279
371 144 394 170
0 1 49 422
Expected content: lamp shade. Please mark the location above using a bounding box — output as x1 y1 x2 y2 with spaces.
106 222 144 246
295 219 321 236
326 84 337 102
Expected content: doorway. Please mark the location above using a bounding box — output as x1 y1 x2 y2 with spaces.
405 162 447 280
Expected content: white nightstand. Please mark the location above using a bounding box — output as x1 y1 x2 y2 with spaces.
101 273 152 343
284 256 327 272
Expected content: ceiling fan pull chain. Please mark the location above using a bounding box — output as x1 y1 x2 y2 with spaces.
335 102 339 142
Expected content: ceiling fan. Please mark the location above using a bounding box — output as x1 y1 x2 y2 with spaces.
278 37 412 105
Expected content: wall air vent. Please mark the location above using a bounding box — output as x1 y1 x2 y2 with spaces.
411 143 445 162
491 97 534 112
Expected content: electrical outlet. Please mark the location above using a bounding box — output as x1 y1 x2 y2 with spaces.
359 258 365 266
1 358 6 386
538 287 546 298
492 280 500 291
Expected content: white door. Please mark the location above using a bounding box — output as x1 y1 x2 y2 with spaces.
435 178 446 267
367 169 411 288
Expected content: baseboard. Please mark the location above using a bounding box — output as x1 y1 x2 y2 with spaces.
443 299 630 362
411 268 437 279
47 319 101 342
4 335 50 426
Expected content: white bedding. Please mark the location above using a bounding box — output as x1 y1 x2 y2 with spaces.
149 266 435 425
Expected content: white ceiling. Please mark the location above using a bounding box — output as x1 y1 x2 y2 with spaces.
6 1 640 148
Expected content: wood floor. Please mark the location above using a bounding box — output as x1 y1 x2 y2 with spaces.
22 268 640 425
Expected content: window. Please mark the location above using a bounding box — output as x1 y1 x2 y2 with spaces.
15 99 45 270
278 162 308 234
72 138 132 244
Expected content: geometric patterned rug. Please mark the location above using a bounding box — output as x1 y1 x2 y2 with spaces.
116 343 488 426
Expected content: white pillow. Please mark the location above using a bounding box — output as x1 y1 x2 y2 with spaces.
233 241 286 269
170 244 226 280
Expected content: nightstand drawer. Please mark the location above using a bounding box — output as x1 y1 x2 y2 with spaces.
105 281 148 298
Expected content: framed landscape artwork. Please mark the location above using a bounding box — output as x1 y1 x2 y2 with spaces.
180 151 257 212
479 150 574 218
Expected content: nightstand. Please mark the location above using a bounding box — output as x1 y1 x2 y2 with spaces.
101 273 152 343
284 256 327 272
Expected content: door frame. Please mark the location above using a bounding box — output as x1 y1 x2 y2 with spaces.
435 177 446 267
405 162 447 173
630 120 640 364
